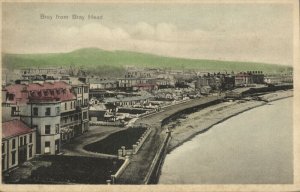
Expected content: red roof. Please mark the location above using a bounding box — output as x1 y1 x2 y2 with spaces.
4 81 76 104
2 120 34 139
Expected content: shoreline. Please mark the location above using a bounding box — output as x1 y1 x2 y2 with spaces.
166 90 293 153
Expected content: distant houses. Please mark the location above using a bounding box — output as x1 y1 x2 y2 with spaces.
264 73 293 85
234 71 264 87
89 78 118 90
2 66 293 174
195 71 266 94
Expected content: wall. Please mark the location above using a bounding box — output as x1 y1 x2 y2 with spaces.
61 100 76 113
21 102 61 155
2 131 36 172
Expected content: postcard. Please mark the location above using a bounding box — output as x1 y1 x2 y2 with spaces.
1 0 299 192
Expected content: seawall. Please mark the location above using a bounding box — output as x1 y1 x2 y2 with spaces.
117 87 293 184
148 89 293 184
116 96 222 184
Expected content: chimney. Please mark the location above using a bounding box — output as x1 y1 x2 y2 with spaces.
2 89 7 102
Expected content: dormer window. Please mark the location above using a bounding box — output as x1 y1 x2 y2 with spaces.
7 93 15 101
30 91 35 97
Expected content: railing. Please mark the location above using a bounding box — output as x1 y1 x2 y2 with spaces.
110 156 130 184
60 120 81 127
143 131 172 184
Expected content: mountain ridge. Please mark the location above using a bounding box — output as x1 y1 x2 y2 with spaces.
2 48 292 75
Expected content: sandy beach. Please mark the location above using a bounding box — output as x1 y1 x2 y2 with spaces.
166 89 293 152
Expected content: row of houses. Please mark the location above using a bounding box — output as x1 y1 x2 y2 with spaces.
88 71 264 93
2 79 89 172
195 71 265 93
89 77 160 91
264 73 293 85
88 70 177 92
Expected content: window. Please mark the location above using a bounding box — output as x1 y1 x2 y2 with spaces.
83 112 88 120
84 87 88 93
70 102 73 109
56 107 60 115
11 107 17 116
55 124 59 134
8 94 14 101
29 145 33 158
33 107 38 116
45 125 51 134
45 107 51 116
29 134 33 143
45 141 50 154
24 136 27 145
20 137 23 146
45 142 50 147
2 143 5 153
11 151 16 165
12 139 16 149
2 155 5 171
55 139 59 151
65 103 67 110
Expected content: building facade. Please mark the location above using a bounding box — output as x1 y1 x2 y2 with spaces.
2 120 36 172
2 81 87 155
62 77 89 134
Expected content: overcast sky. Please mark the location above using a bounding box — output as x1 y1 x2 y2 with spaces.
2 2 294 66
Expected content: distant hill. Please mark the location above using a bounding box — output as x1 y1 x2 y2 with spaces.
2 48 292 76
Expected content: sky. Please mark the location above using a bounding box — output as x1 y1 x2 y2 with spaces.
2 2 294 66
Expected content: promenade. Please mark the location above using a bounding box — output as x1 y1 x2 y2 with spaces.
117 89 293 184
117 95 221 184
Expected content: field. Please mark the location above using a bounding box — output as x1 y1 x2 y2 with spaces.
3 48 292 76
84 127 147 155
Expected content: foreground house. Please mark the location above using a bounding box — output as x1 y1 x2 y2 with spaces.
2 81 88 155
2 120 36 172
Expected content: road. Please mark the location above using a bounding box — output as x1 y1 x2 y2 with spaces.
61 125 123 159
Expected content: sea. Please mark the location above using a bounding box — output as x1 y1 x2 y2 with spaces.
158 97 293 184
